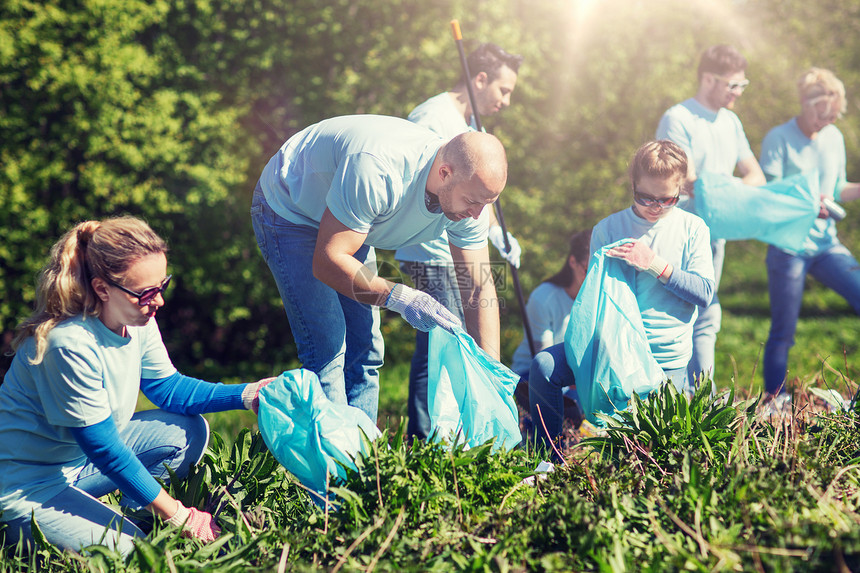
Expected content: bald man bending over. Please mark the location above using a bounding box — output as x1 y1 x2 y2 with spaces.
251 115 508 422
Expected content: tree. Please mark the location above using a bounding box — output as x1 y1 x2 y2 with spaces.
2 0 859 377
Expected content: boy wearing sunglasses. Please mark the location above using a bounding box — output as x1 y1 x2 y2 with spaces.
598 140 715 389
656 44 766 390
528 141 714 448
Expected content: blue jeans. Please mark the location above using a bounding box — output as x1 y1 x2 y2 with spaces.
687 239 724 391
251 185 383 421
1 410 208 556
529 343 688 448
400 261 466 440
764 243 860 394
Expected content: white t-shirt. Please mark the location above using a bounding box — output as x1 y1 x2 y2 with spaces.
0 316 175 520
657 97 755 216
590 207 714 369
760 117 845 256
511 282 576 375
259 114 488 251
396 93 480 264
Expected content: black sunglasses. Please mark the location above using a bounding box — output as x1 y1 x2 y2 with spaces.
107 275 172 306
633 190 680 209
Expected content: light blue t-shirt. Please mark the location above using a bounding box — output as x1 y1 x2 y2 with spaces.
259 114 487 251
511 282 576 375
760 117 846 256
590 207 715 369
395 93 484 264
0 316 175 520
408 92 476 139
657 98 754 214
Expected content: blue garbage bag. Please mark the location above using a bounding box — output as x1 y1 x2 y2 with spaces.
427 326 522 451
564 240 665 425
694 171 819 252
257 368 381 499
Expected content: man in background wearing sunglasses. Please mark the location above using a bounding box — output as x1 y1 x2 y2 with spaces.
655 44 766 391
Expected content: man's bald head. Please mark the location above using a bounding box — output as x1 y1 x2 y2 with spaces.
427 131 508 222
441 131 508 192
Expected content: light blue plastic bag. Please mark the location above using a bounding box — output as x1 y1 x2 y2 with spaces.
694 171 819 252
257 368 381 499
564 240 665 425
427 326 522 451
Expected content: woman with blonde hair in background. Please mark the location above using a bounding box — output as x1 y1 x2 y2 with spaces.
759 67 860 411
0 216 273 555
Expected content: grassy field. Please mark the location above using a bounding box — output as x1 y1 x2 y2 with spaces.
14 384 860 571
9 236 860 571
716 240 859 395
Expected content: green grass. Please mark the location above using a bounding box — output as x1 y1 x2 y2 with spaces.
716 240 860 394
9 383 860 571
29 237 857 570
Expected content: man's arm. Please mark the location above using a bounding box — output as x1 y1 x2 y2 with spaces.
737 156 766 186
314 208 463 332
838 183 860 202
313 208 391 305
449 243 501 359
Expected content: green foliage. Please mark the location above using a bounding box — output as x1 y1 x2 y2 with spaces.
8 386 860 570
6 0 860 570
583 382 758 475
4 0 860 385
0 0 282 376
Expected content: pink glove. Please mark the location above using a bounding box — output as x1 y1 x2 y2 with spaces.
818 195 829 219
242 377 276 414
607 240 671 280
606 240 655 271
167 503 221 543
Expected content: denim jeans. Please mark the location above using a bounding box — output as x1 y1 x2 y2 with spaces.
764 243 860 394
400 261 466 440
251 185 383 422
529 343 688 449
1 410 208 556
687 238 724 391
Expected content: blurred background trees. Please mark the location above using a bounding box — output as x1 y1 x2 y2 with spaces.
2 0 859 382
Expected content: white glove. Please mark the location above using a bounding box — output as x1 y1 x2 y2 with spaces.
241 377 276 413
384 284 461 332
487 225 521 268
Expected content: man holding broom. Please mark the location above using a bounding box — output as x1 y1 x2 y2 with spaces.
395 42 524 440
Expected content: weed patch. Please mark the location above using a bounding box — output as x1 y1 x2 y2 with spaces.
4 382 860 571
